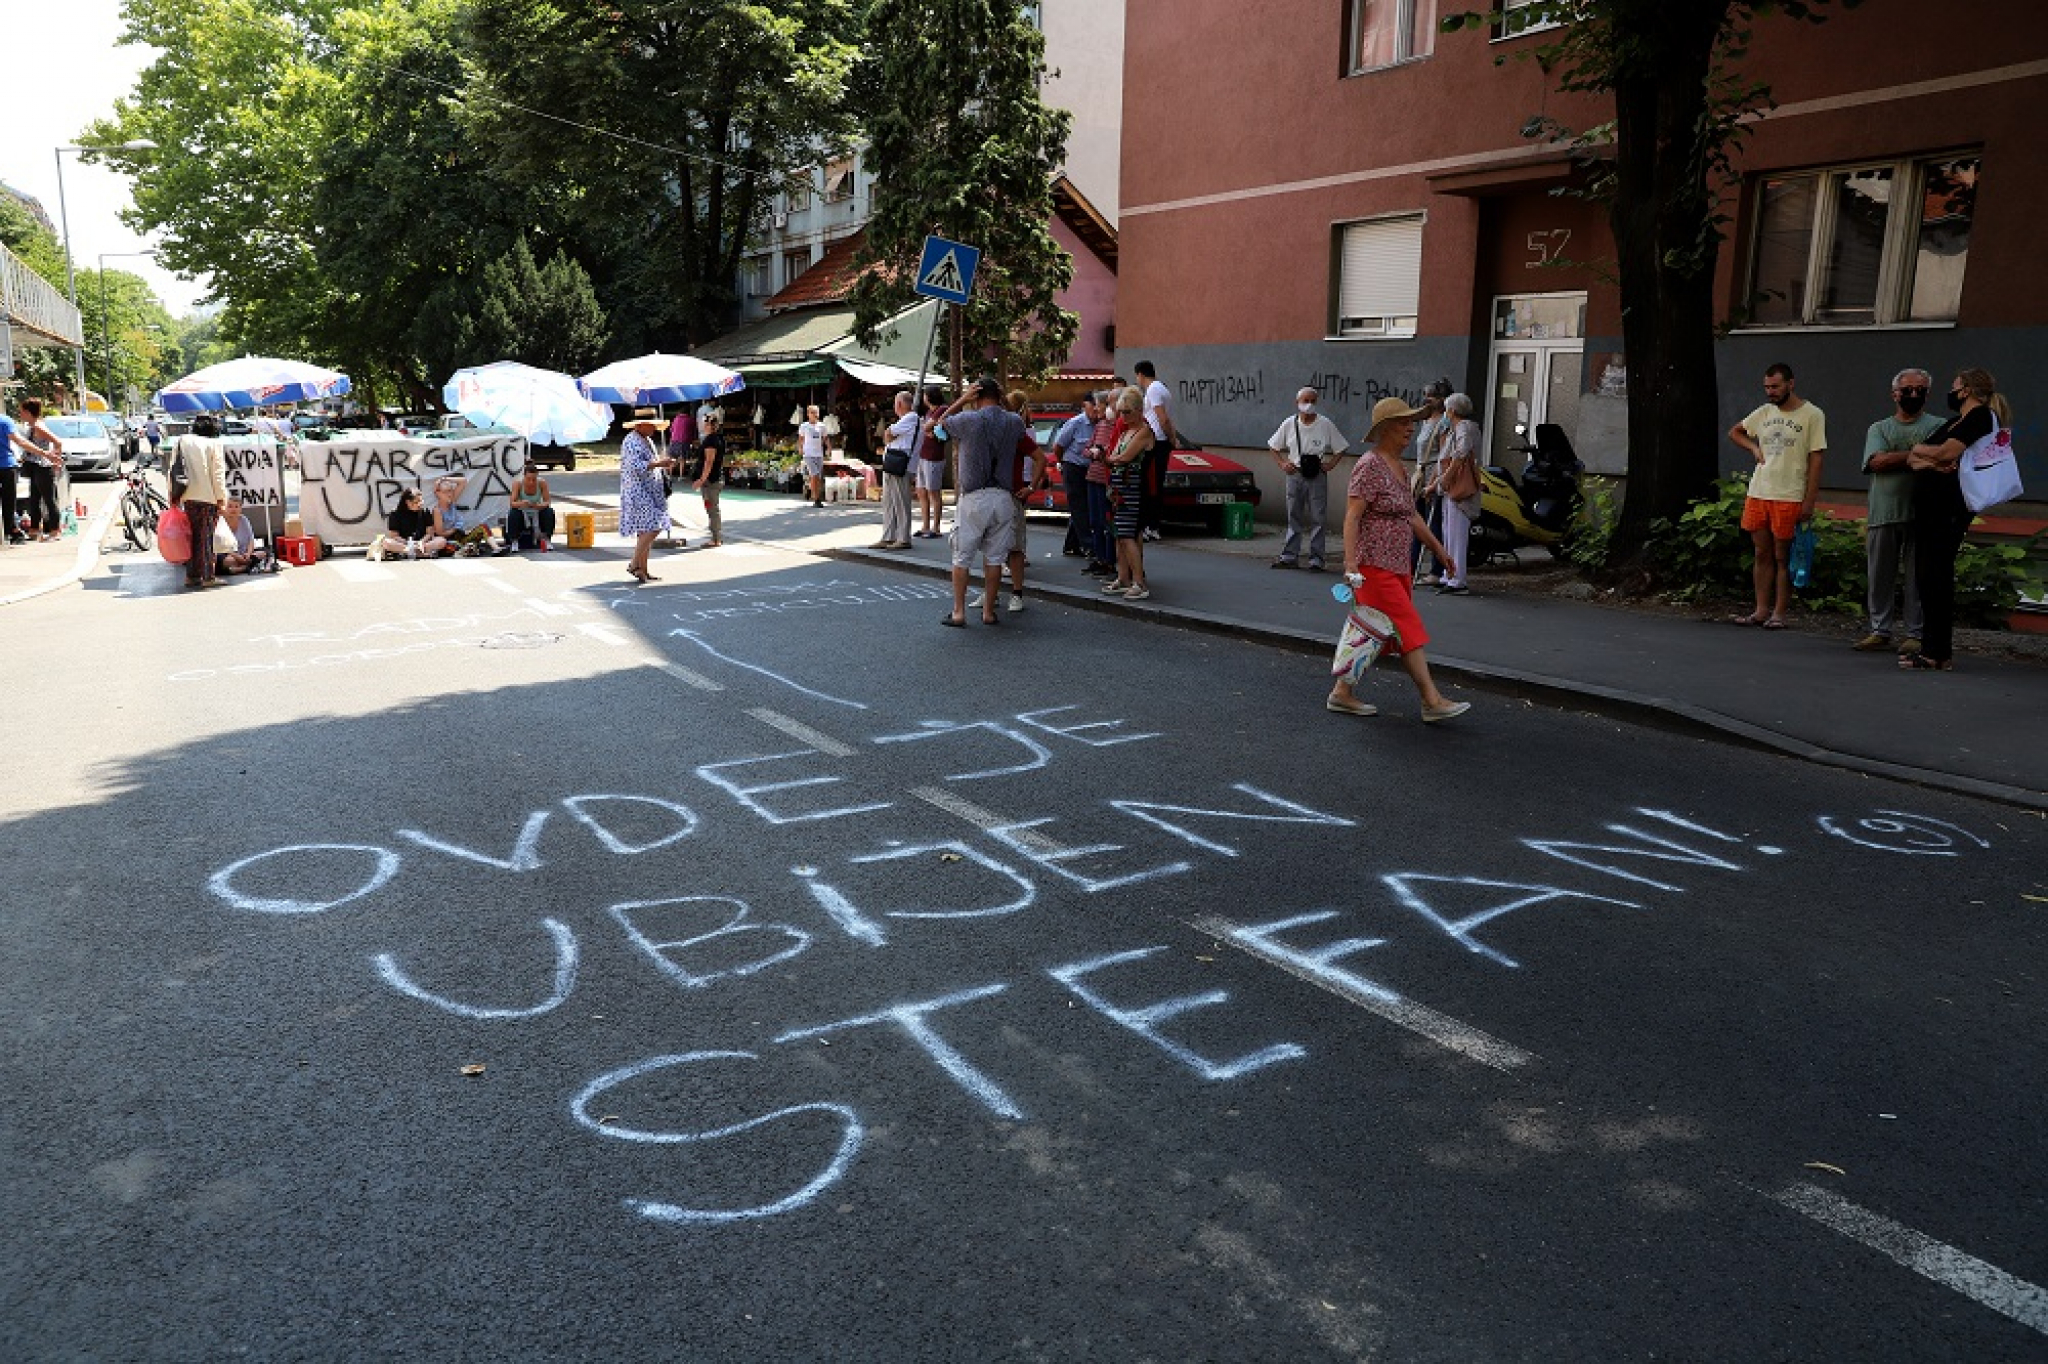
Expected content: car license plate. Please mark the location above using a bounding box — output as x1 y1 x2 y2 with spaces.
1196 493 1231 505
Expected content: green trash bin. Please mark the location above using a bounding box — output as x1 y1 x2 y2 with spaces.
1221 500 1255 540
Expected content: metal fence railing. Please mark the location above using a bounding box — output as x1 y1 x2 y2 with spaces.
0 241 83 348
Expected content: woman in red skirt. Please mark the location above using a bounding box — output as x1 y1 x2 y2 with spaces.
1328 396 1471 723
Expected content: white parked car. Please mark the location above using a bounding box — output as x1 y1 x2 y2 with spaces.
45 415 121 477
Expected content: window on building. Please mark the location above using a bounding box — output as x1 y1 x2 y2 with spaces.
742 256 771 297
1333 214 1424 338
783 247 813 288
1495 0 1562 39
823 158 856 204
1347 0 1436 72
785 176 812 214
1744 152 1979 328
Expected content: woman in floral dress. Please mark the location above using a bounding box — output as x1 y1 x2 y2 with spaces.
1327 396 1471 723
619 408 675 582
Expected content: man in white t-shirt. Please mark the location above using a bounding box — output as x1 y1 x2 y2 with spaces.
1268 387 1350 571
797 404 828 507
1134 360 1175 543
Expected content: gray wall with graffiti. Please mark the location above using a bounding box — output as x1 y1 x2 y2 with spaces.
1124 330 2045 512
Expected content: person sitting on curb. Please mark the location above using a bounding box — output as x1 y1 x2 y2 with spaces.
506 465 555 551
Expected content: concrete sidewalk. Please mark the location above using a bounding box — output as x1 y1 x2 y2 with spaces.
801 510 2046 810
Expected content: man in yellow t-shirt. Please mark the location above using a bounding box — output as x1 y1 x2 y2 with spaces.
1727 362 1827 628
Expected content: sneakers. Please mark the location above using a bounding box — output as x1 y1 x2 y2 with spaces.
1325 695 1377 717
1270 559 1297 570
1100 580 1130 594
1122 585 1151 601
1852 632 1891 651
1421 700 1472 724
1007 592 1025 613
1142 527 1161 543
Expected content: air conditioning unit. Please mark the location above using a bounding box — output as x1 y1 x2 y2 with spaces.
772 213 788 229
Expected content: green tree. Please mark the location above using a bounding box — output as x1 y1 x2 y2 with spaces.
1447 0 1860 566
410 235 610 379
462 0 860 349
83 268 180 407
89 0 598 410
848 0 1076 388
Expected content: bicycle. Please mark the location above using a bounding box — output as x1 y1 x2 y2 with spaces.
117 461 171 552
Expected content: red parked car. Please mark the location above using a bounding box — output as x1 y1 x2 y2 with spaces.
1026 411 1261 532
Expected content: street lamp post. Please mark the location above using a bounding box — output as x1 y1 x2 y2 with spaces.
53 139 155 411
99 250 158 417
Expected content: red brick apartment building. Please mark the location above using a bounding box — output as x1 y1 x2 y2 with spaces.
1115 0 2045 501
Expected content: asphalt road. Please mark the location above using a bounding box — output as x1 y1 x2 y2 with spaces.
3 538 2044 1362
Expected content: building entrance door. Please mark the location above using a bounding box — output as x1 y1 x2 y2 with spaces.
1484 292 1586 467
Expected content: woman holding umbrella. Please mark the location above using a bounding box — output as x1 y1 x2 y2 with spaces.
620 408 676 582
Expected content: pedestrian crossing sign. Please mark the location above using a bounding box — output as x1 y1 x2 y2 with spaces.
914 235 981 305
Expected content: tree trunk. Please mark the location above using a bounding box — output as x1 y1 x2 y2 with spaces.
1608 6 1730 565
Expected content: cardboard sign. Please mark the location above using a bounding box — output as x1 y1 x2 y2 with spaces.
297 433 527 546
219 437 289 539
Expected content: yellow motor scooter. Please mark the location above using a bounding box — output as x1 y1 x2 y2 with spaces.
1468 422 1585 565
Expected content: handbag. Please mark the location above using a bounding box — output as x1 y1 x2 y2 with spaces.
157 505 192 565
882 448 911 477
1958 414 2023 513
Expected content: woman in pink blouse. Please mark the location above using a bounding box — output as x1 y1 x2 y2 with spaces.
1328 396 1471 723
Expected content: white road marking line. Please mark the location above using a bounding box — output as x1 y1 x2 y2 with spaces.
1770 1182 2048 1337
1189 913 1537 1073
910 787 1062 854
479 576 525 595
651 660 724 692
332 562 397 583
435 559 498 576
746 708 856 757
526 596 573 617
577 622 631 648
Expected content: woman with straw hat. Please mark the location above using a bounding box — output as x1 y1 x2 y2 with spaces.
1328 395 1471 723
620 408 677 582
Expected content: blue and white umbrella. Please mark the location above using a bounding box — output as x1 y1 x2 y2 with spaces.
577 353 745 406
157 356 351 412
443 361 613 446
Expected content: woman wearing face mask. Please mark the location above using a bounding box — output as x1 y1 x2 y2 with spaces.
1267 387 1349 571
1902 369 2012 672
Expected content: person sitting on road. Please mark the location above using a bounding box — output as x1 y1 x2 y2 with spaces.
506 465 555 551
212 497 275 576
372 487 444 560
430 476 492 555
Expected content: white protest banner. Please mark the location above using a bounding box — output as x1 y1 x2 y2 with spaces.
297 433 528 546
220 436 288 538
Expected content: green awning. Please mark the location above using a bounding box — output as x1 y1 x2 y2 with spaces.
734 358 836 387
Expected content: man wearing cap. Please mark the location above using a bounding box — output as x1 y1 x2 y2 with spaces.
931 377 1026 627
1268 386 1349 571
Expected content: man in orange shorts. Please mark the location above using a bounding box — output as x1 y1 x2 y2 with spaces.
1727 362 1827 629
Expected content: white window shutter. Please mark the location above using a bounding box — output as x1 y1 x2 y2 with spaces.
1338 216 1424 327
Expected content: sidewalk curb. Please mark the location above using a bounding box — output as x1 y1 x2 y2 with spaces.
0 501 118 608
819 544 2048 813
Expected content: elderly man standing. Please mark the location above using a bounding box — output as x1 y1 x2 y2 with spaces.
1856 367 1943 653
1052 394 1100 561
933 377 1025 628
1267 386 1349 572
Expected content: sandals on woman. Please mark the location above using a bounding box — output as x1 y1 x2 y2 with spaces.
1898 654 1952 671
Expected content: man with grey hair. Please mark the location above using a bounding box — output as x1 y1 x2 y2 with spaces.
1266 385 1349 570
1856 367 1943 652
